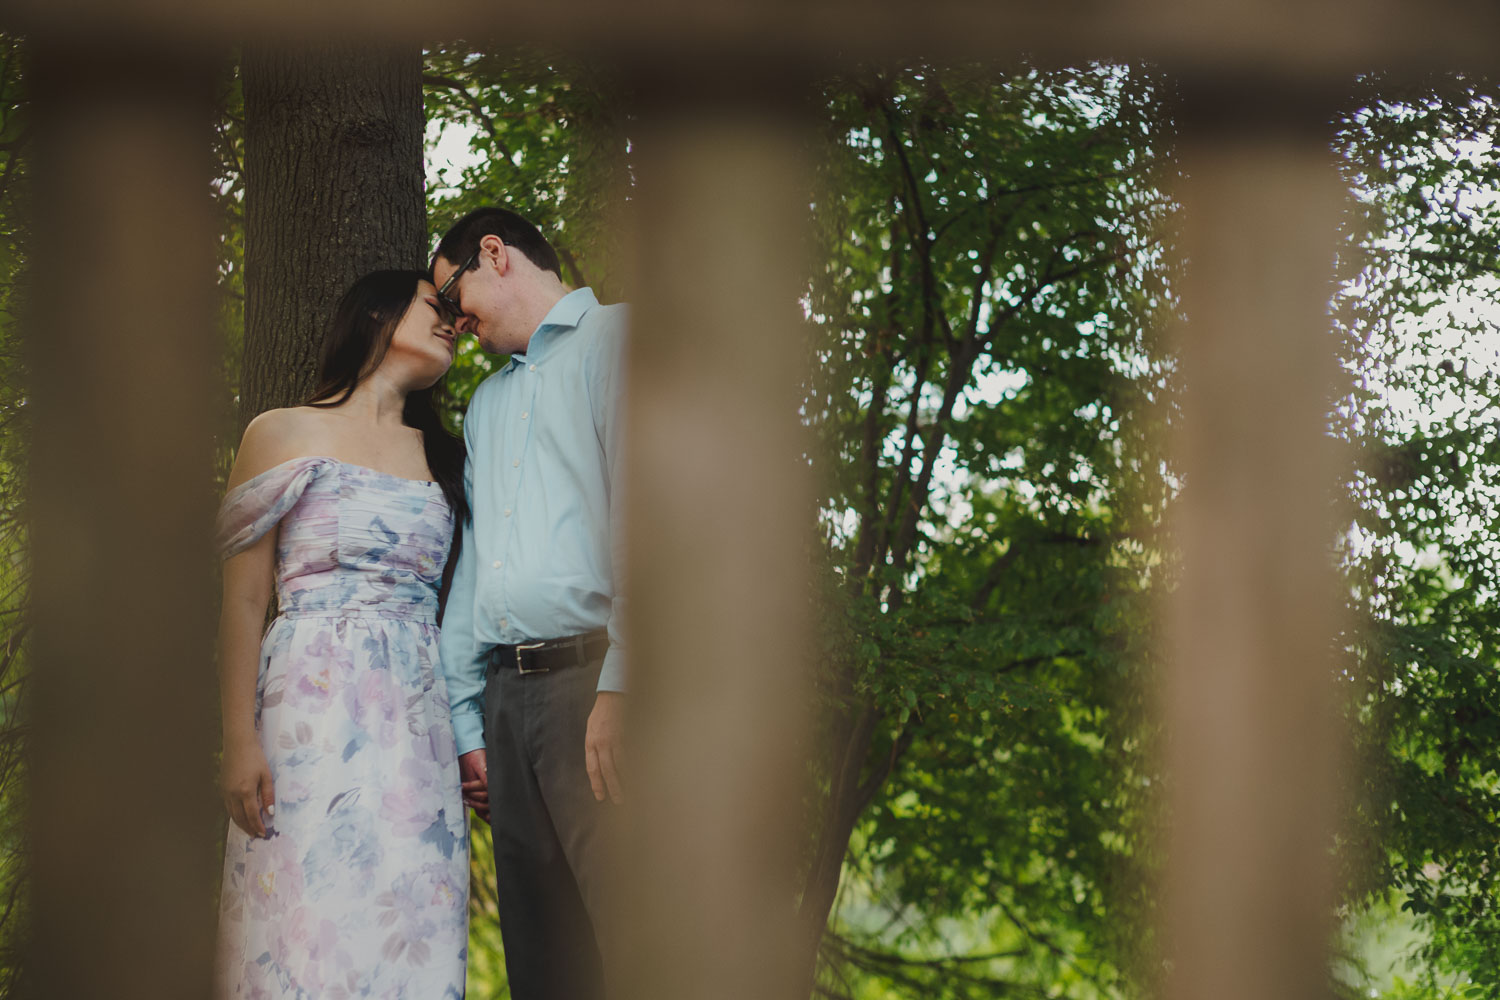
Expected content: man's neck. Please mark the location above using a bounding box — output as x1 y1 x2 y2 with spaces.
508 280 572 353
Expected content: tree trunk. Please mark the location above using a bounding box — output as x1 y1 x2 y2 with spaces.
794 692 903 995
240 44 425 424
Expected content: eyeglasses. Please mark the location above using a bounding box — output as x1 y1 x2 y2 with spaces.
435 246 481 320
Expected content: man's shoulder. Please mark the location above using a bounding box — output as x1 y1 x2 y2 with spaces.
586 299 629 334
575 300 629 357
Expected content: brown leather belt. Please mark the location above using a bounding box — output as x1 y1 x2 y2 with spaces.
488 628 610 676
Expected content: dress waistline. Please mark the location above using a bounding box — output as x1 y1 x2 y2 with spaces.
278 606 437 624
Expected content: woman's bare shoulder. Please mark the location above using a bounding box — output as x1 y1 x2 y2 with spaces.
226 406 334 490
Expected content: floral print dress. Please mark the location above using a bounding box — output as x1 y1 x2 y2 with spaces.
214 457 468 1000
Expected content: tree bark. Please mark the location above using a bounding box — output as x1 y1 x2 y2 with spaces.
795 696 878 986
240 44 425 424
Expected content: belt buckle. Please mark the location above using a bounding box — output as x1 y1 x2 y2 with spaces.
515 640 550 675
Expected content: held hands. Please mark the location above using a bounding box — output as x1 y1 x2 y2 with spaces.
458 749 490 823
220 737 275 839
585 691 626 805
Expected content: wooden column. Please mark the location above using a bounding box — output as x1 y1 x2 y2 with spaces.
1164 110 1350 1000
619 102 813 1000
25 45 221 1000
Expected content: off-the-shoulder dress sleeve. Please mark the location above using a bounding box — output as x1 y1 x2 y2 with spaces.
216 456 335 558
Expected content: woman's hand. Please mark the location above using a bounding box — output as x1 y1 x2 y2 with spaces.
457 749 490 824
221 736 275 838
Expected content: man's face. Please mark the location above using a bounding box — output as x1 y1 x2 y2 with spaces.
434 247 477 323
434 245 501 351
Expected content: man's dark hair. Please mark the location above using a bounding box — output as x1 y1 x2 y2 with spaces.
431 206 561 280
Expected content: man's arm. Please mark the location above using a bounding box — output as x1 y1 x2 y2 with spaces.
440 435 491 820
586 309 628 804
592 308 628 696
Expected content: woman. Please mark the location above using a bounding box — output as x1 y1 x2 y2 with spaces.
214 271 469 999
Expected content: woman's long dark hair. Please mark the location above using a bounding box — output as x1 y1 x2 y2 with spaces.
306 271 470 603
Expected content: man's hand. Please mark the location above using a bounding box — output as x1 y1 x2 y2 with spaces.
585 691 627 804
458 748 490 823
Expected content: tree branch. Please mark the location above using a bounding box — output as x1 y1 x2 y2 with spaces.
886 346 971 583
829 932 1029 969
990 895 1119 999
556 244 590 289
422 72 517 167
852 726 915 812
852 231 902 585
960 229 1004 347
823 931 1051 998
877 90 946 352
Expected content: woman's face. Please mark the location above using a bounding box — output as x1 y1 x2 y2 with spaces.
383 280 456 389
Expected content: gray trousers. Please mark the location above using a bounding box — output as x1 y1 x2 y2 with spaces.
483 655 617 1000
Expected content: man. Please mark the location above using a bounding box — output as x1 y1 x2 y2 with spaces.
432 206 627 1000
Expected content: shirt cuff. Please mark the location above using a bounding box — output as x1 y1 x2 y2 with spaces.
451 707 486 757
597 645 626 694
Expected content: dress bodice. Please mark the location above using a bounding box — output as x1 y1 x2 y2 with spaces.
217 457 453 622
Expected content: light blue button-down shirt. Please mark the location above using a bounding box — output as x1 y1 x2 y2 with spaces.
439 287 627 756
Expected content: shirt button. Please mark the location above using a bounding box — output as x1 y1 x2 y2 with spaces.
521 411 529 419
529 364 537 372
504 508 512 517
491 560 501 569
512 459 519 468
500 618 508 629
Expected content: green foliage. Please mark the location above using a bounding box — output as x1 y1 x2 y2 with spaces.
421 46 631 421
803 64 1178 998
465 820 510 998
1336 76 1500 996
422 48 628 289
210 58 246 471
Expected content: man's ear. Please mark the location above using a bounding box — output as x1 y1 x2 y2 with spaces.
480 234 508 275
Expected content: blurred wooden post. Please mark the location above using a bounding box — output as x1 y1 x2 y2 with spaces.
619 102 813 1000
24 45 221 1000
1164 105 1349 1000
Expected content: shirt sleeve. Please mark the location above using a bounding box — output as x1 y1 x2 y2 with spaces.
591 309 629 694
439 418 489 754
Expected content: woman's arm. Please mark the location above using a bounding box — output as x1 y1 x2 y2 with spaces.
216 409 301 838
218 531 276 838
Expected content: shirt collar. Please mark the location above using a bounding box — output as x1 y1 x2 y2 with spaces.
510 287 598 365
